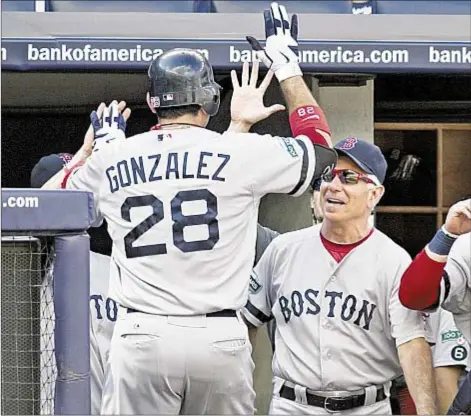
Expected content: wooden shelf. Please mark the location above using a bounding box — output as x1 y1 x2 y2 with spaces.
375 122 471 131
374 122 471 256
376 206 438 214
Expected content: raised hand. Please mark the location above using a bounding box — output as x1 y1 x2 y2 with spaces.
444 198 471 236
229 60 285 131
246 2 302 82
83 100 131 155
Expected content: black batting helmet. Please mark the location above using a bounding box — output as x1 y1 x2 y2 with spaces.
148 48 222 116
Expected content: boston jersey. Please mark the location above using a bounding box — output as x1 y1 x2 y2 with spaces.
243 225 425 391
66 128 316 315
437 233 471 344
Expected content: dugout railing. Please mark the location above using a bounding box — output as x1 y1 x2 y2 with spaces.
1 188 95 415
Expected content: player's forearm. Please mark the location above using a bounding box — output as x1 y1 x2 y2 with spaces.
41 145 90 190
398 225 459 310
399 249 445 311
279 76 332 147
398 337 437 415
279 76 317 112
399 221 458 310
435 366 462 414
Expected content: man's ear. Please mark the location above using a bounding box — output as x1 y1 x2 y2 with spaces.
146 92 157 114
199 107 210 127
370 185 385 209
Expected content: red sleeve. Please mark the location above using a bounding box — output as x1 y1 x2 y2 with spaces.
289 105 331 147
398 249 446 310
61 161 85 189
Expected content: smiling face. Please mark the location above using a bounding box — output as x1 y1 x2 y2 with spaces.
320 156 385 224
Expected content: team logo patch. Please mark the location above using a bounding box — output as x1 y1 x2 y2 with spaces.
441 329 463 343
280 137 298 158
249 273 262 294
338 137 358 150
150 96 161 108
451 345 468 361
59 153 73 166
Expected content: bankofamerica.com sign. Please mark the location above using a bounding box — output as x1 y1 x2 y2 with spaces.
1 38 470 73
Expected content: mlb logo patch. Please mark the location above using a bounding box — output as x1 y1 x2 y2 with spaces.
157 133 172 141
339 137 358 150
150 96 160 108
163 93 174 101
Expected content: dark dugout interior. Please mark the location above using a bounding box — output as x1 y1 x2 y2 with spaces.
2 71 470 255
3 71 470 189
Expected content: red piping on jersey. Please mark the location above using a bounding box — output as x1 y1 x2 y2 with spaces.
150 123 199 131
399 249 444 310
61 161 84 189
320 228 374 263
289 105 331 147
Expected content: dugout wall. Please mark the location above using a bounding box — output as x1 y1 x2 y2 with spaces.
2 10 470 415
1 189 97 415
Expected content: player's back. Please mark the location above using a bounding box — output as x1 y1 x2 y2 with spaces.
96 127 314 316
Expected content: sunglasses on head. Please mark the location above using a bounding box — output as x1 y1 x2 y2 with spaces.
321 169 379 186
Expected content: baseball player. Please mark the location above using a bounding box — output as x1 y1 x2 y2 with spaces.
31 154 117 415
424 308 471 413
399 197 471 414
40 3 337 413
242 137 437 415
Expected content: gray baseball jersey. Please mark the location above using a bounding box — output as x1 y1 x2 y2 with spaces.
242 224 425 391
66 128 318 414
437 233 471 344
40 251 116 415
65 129 316 316
423 308 471 369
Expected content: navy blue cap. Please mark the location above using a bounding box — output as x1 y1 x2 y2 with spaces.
30 153 73 188
334 138 388 184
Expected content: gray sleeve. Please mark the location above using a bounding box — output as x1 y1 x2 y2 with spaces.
441 239 471 315
255 224 280 266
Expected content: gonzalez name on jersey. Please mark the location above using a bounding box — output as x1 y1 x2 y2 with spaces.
65 128 317 317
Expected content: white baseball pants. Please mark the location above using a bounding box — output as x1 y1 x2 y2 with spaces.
100 309 255 415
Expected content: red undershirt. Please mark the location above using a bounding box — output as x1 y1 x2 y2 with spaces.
320 228 375 263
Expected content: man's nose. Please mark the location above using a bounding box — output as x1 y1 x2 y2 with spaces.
326 174 343 191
